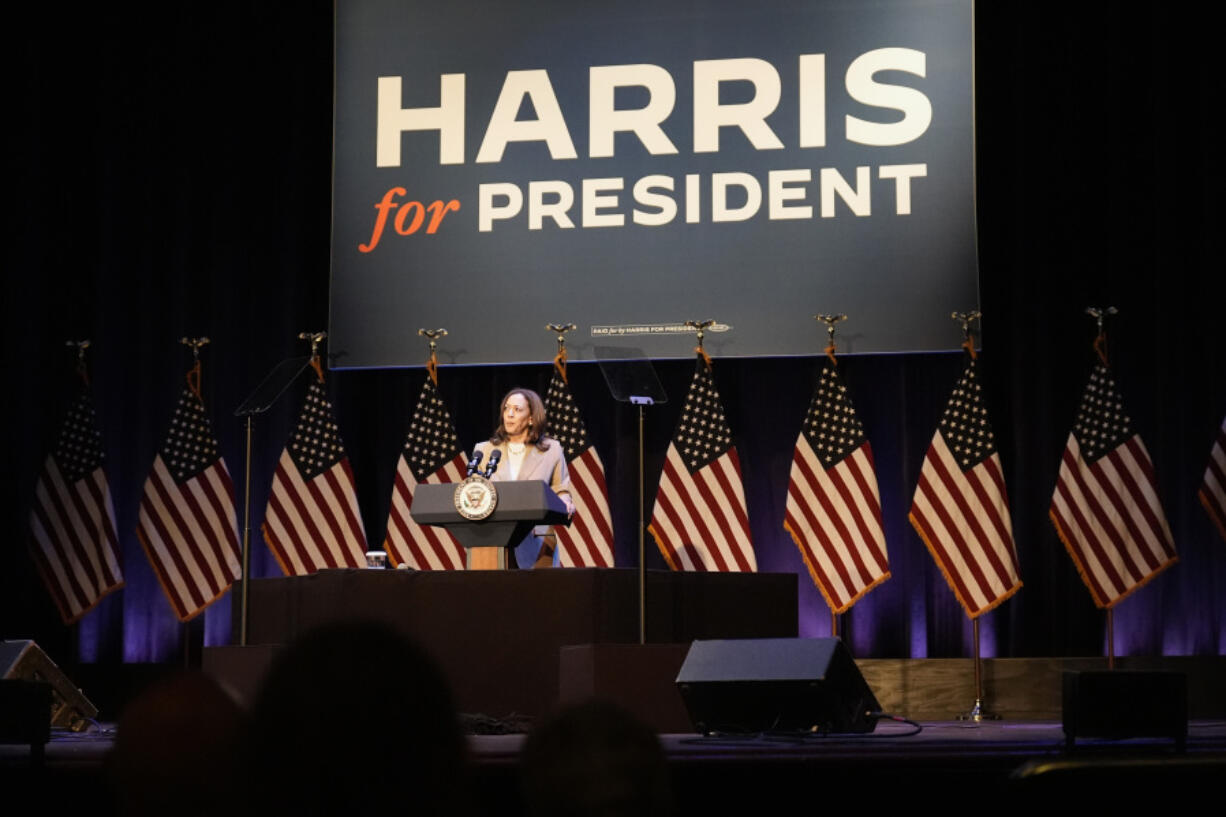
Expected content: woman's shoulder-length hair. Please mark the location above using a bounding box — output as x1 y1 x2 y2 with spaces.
489 387 551 451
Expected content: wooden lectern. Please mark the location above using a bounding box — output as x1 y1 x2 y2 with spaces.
410 481 569 569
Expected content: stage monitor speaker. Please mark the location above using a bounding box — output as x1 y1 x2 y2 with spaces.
675 638 879 735
0 680 52 753
0 640 98 731
1062 670 1187 749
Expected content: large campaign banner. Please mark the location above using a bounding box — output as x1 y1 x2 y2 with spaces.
331 0 976 367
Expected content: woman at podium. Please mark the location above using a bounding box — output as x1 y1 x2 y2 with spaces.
476 387 575 568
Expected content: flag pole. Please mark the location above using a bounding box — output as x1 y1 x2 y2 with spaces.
1086 306 1120 672
546 324 576 573
670 320 715 642
66 341 90 666
1107 608 1115 670
639 402 646 644
949 312 998 722
971 617 985 720
954 616 1002 722
974 618 982 710
817 314 847 643
180 338 211 661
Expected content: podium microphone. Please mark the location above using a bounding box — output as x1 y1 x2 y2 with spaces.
483 449 502 478
466 448 484 476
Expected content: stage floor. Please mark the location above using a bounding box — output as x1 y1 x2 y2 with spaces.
7 718 1226 810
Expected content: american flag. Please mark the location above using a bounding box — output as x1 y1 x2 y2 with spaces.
784 361 889 613
545 366 614 567
29 384 124 624
136 385 241 621
262 375 367 574
909 354 1021 618
649 356 756 572
384 376 468 570
1050 363 1177 607
1200 415 1226 543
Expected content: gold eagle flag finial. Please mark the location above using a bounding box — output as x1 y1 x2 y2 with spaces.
418 328 448 385
1085 306 1118 366
65 339 91 385
180 337 211 398
951 310 981 359
816 313 847 365
685 319 715 368
545 323 577 382
298 331 327 381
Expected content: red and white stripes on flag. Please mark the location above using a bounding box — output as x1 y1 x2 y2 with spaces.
136 386 241 621
384 377 468 570
29 386 124 624
1199 415 1226 543
785 361 889 613
1050 363 1177 607
262 376 367 574
909 355 1021 618
649 356 756 572
546 368 614 567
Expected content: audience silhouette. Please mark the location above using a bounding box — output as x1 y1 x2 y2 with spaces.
108 669 245 817
239 620 469 816
520 698 673 817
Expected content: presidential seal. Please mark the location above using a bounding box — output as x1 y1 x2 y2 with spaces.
455 474 498 520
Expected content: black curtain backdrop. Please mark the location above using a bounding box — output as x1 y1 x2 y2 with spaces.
6 3 1224 668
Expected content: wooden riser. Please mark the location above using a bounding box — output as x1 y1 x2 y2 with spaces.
857 656 1226 721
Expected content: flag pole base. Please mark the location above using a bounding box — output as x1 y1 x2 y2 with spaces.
956 698 1001 722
